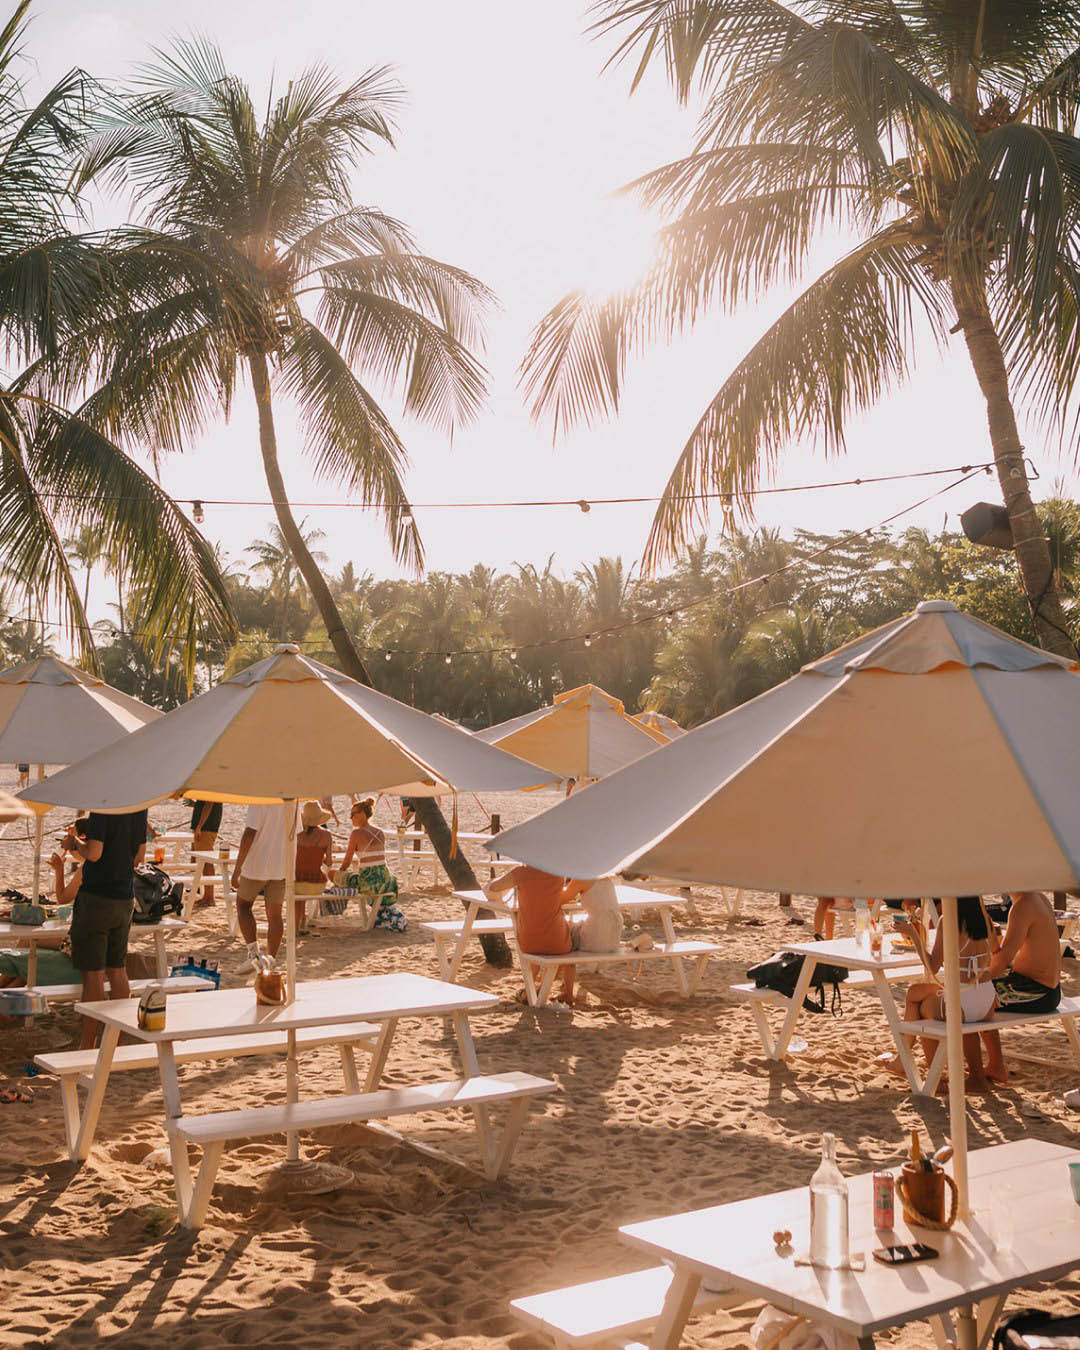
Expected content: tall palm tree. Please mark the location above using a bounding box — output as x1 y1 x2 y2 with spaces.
522 0 1080 657
63 525 102 614
82 39 499 935
0 3 231 673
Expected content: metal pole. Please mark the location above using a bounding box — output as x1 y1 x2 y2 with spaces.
283 800 297 1004
941 896 969 1217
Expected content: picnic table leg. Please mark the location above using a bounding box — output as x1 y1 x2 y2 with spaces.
25 934 38 989
220 860 237 938
1061 1010 1080 1070
871 969 924 1093
687 954 710 996
156 1042 194 1223
490 1097 532 1180
922 1041 948 1098
976 1293 1008 1349
519 958 541 1006
536 964 559 1006
72 1022 120 1161
447 902 480 983
364 1017 398 1091
648 1266 700 1350
451 1010 495 1176
660 909 690 996
747 999 777 1058
182 860 205 921
771 956 817 1060
339 1043 360 1094
185 1140 225 1230
153 929 168 980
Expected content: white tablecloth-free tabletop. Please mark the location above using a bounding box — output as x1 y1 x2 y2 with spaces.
0 914 187 985
621 1138 1080 1349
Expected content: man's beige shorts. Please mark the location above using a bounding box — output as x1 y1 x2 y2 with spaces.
235 877 286 905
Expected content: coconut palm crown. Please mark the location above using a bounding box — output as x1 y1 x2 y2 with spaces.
522 0 1080 657
0 3 231 672
70 38 493 678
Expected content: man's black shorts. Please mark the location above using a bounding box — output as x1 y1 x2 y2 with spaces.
69 892 133 971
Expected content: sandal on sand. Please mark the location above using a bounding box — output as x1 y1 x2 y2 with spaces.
0 1085 32 1104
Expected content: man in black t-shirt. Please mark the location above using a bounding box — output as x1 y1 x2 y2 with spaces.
64 809 148 1048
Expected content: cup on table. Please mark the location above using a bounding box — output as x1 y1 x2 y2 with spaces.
153 844 165 864
1069 1163 1080 1204
218 845 229 860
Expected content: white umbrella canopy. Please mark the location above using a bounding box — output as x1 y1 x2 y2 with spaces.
490 600 1080 1215
0 656 159 766
474 683 665 781
20 646 557 812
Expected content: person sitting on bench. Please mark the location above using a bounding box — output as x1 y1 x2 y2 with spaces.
976 891 1063 1084
485 865 588 1005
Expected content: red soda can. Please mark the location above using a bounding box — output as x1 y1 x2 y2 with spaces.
873 1171 895 1229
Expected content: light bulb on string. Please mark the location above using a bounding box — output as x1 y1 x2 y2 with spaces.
584 634 592 647
444 653 452 665
384 651 392 661
509 649 517 662
192 500 205 525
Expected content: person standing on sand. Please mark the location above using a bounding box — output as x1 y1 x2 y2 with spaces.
485 864 589 1005
231 803 300 968
65 808 147 1049
189 798 222 907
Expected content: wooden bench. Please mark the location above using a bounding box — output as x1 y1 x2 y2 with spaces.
520 939 719 1005
510 1266 742 1348
35 1022 383 1156
899 995 1080 1095
169 1070 556 1226
27 974 216 1004
421 918 514 979
730 963 925 1059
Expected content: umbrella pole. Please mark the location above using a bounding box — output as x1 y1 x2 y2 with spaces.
941 896 969 1218
26 766 44 992
284 800 299 1163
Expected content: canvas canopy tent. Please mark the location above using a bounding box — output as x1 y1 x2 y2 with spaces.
474 683 665 781
633 709 684 738
0 656 160 904
490 600 1080 1216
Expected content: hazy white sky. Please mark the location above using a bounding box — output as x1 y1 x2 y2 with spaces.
30 0 1080 605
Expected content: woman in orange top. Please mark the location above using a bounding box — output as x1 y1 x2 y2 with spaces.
486 864 588 1005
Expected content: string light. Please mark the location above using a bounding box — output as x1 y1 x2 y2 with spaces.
17 466 988 663
192 500 205 525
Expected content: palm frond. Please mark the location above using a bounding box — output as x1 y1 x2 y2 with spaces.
642 226 953 569
277 319 423 572
284 205 415 273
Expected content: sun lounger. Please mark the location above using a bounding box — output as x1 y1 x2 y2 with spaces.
510 1265 742 1347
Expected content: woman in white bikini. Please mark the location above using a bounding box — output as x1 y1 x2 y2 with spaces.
883 896 996 1089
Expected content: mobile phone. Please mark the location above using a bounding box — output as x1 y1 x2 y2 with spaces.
872 1243 938 1266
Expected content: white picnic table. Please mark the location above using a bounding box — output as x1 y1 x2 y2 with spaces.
184 848 239 935
444 884 695 984
741 934 925 1073
620 1137 1080 1349
71 973 538 1225
151 831 194 866
0 913 187 987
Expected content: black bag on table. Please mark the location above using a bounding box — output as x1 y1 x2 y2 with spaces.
746 951 849 1016
994 1310 1080 1348
132 865 183 924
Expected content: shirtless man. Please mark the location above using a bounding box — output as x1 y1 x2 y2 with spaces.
981 891 1062 1082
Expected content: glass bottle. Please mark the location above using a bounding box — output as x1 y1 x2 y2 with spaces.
809 1133 850 1269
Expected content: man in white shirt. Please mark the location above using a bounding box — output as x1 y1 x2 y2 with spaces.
230 803 298 967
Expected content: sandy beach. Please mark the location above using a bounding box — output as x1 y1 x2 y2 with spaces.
1 780 1078 1348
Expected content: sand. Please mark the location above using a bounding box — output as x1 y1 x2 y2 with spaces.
1 779 1078 1348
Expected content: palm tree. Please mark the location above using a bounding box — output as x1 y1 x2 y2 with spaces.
247 520 327 639
522 0 1080 658
84 40 499 938
63 526 103 614
0 4 231 673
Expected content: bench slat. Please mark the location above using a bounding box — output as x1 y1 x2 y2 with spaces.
421 919 514 935
523 940 719 966
35 1022 381 1077
511 1267 736 1346
170 1071 556 1145
901 994 1080 1037
27 975 215 1003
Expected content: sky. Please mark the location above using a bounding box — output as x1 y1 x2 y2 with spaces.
28 0 1080 618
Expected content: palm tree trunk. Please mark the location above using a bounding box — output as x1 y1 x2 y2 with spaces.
246 352 510 965
952 286 1077 659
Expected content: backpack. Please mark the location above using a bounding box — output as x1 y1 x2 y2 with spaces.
132 865 183 924
993 1310 1080 1348
746 951 848 1016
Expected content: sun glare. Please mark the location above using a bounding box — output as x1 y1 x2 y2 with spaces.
573 195 659 300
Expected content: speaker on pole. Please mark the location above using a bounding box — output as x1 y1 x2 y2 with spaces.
960 502 1014 550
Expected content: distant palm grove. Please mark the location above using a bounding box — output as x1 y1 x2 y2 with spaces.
40 499 1077 725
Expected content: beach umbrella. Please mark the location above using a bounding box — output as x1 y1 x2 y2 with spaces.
489 600 1080 1215
21 645 557 995
633 709 685 738
474 683 665 781
0 656 160 904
